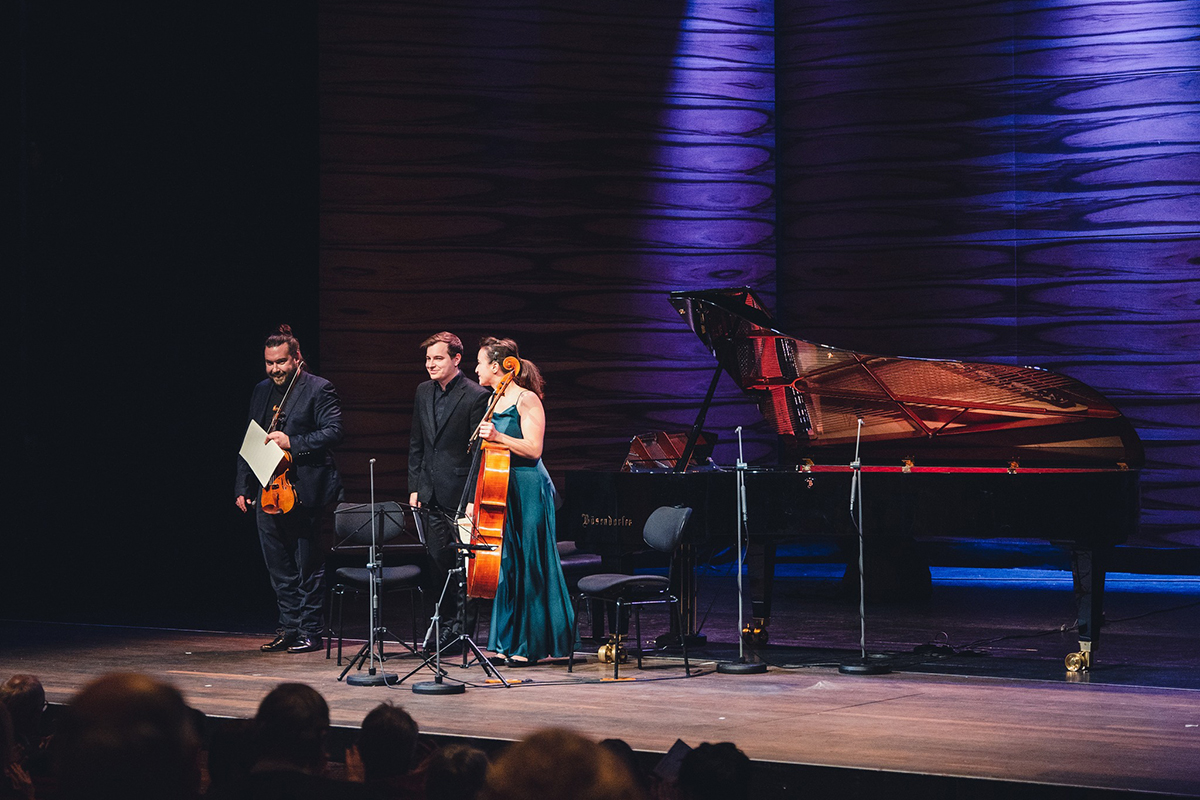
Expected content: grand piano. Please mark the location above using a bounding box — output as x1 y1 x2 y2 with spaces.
562 287 1142 670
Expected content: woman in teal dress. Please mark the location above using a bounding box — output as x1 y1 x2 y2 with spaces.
474 337 575 665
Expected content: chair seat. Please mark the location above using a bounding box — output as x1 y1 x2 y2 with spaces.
576 573 669 598
333 564 422 588
557 541 602 573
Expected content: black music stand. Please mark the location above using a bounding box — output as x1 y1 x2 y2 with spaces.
334 498 423 686
407 508 510 694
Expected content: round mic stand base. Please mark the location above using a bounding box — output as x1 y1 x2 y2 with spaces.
717 660 767 675
838 655 891 675
347 670 399 687
411 678 466 695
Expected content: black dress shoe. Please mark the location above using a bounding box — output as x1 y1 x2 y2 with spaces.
286 636 322 654
261 632 298 652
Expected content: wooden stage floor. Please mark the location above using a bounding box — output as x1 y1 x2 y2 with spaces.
3 617 1199 798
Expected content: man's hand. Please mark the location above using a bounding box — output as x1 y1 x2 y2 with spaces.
265 431 291 450
235 495 248 513
409 492 420 508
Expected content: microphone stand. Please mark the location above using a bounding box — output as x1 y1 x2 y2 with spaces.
718 426 767 674
839 419 890 675
343 459 400 686
408 510 510 694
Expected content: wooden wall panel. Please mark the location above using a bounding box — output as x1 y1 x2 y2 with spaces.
319 0 778 501
321 0 1197 551
776 0 1199 548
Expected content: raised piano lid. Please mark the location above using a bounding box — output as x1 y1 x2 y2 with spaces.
669 287 1144 469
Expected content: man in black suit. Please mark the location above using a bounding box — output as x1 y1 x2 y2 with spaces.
236 325 344 654
408 331 490 650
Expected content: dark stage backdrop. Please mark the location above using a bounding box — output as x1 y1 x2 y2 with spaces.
318 1 778 489
8 2 320 627
320 0 1198 555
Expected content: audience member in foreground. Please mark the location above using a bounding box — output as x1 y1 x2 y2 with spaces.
244 682 368 799
346 702 420 798
1 674 49 800
0 676 46 769
202 718 257 799
483 728 643 800
1 705 34 800
54 672 202 800
675 742 752 800
424 742 489 800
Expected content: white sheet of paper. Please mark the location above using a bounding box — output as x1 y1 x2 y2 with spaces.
239 420 286 488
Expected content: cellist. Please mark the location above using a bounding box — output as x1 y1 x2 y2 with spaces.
235 325 344 655
473 337 575 666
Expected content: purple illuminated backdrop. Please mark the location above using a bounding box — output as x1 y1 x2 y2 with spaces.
320 0 1198 551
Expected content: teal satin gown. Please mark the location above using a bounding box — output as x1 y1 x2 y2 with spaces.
486 402 576 660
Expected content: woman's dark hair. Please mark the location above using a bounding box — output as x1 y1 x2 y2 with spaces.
479 336 545 398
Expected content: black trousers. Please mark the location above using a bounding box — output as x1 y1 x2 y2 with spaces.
256 505 325 638
423 503 478 638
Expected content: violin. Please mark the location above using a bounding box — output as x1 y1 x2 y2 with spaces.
260 361 303 515
462 356 521 599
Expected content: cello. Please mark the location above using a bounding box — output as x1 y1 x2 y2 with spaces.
460 356 521 599
260 360 304 515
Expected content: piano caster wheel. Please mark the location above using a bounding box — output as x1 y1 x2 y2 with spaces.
598 639 627 664
741 618 769 646
1065 641 1092 672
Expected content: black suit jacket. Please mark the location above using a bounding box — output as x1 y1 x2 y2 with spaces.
408 372 490 509
235 370 344 510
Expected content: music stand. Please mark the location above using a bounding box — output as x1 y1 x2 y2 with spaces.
334 493 423 686
407 507 510 694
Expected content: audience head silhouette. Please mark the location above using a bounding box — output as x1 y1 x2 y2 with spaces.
53 672 201 800
356 701 419 781
484 728 644 800
677 742 752 800
425 742 489 800
0 674 45 745
253 682 330 773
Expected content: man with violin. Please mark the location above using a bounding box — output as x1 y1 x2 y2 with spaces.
235 325 345 654
409 331 490 653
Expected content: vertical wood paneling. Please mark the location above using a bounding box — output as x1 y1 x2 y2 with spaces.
776 0 1200 547
319 0 777 498
320 0 1197 550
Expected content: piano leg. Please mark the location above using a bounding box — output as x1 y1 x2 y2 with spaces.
1066 546 1108 671
745 541 775 645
